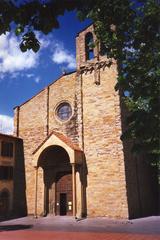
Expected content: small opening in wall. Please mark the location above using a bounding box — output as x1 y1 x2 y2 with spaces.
85 32 94 61
1 141 13 157
0 166 13 180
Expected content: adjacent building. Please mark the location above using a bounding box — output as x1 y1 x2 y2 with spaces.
0 133 26 219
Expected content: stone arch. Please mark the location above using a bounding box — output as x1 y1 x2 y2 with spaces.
32 131 82 167
37 145 72 216
85 32 94 60
37 145 71 170
32 132 83 217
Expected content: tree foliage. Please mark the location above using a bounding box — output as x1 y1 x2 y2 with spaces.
0 0 160 165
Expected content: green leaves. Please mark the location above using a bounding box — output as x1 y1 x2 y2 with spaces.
81 0 160 166
20 32 40 53
15 25 24 36
0 0 78 52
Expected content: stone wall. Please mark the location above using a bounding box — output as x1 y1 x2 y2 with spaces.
76 25 129 218
79 69 128 218
14 88 48 214
48 73 79 143
13 24 158 219
14 25 129 218
14 73 78 214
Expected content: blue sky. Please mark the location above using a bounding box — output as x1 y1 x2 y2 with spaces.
0 11 91 134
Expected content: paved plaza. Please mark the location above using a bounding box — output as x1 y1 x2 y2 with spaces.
0 215 160 240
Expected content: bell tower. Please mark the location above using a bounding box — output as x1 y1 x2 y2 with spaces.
76 25 99 69
76 24 108 85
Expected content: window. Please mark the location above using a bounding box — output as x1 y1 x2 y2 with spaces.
0 166 13 180
56 102 72 121
85 32 94 60
1 141 13 157
0 190 10 215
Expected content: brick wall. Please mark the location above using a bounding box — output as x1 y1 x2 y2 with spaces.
13 24 158 219
14 88 48 214
14 74 78 214
75 25 128 218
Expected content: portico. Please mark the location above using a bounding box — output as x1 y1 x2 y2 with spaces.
32 131 84 218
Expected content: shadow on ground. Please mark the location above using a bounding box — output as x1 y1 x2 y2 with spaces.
0 224 33 231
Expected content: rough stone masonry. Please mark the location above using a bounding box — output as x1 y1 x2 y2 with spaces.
13 24 158 219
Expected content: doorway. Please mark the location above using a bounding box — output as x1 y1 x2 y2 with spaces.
0 190 9 216
60 193 67 215
56 173 73 216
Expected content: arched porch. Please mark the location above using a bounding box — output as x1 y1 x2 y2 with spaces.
32 131 85 218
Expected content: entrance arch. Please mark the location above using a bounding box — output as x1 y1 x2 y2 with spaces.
38 145 73 216
32 131 84 218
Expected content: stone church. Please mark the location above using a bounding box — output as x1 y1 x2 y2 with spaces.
13 24 158 219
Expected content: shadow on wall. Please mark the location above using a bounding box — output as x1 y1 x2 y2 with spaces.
120 92 159 219
12 139 27 218
79 153 88 218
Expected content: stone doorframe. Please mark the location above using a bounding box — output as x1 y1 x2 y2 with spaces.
32 131 83 218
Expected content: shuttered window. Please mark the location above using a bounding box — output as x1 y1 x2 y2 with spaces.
1 141 13 157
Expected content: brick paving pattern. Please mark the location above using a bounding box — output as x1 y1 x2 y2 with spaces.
0 216 160 240
0 231 160 240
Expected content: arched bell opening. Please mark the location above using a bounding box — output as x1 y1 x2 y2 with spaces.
85 32 94 61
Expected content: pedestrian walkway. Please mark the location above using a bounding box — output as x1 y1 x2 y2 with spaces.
0 215 160 240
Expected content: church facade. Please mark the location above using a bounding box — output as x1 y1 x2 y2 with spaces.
13 25 157 219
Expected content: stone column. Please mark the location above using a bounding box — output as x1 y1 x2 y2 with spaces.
43 185 48 216
34 166 38 218
76 170 82 218
72 163 77 217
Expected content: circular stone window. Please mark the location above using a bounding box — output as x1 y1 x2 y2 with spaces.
56 102 72 121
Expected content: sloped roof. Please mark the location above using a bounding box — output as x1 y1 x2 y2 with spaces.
0 133 22 140
33 131 82 155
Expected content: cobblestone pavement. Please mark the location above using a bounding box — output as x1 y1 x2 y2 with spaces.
0 216 160 240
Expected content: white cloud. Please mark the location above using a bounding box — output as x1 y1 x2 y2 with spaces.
35 76 40 83
26 73 35 78
0 73 5 80
36 32 51 49
52 43 76 70
0 32 51 78
25 73 41 83
10 72 21 79
0 33 39 74
0 114 13 134
0 31 76 80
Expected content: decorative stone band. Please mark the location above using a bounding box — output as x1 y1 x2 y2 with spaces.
77 60 114 85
